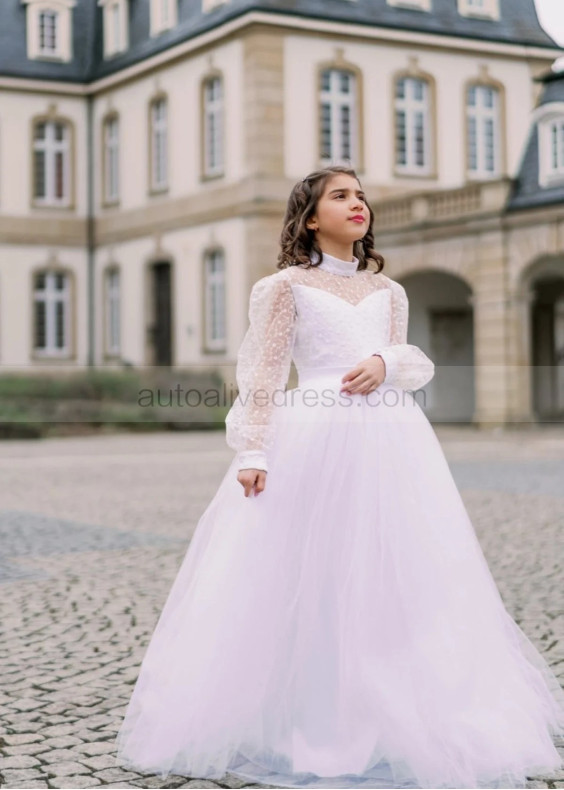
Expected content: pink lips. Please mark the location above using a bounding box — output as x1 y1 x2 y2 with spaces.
350 216 365 223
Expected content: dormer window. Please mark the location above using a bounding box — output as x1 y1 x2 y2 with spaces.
98 0 129 58
538 114 564 188
22 0 76 62
386 0 432 11
458 0 500 20
150 0 177 35
202 0 229 11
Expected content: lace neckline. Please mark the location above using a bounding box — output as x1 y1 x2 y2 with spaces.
316 252 360 277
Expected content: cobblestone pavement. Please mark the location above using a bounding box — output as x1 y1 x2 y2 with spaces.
1 426 563 790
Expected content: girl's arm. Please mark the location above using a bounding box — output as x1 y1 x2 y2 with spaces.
373 279 435 391
225 272 297 473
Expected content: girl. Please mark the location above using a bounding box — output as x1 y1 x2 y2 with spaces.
115 166 564 789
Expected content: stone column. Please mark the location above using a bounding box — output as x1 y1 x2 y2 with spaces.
472 234 511 427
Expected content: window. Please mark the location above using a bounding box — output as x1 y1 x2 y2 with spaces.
203 250 226 351
103 115 119 204
33 270 71 356
38 10 58 54
394 76 432 175
33 119 71 207
99 0 128 58
319 68 358 166
458 0 500 19
105 268 121 356
150 0 177 34
149 97 168 191
22 0 75 62
538 115 564 187
386 0 431 10
202 76 224 177
466 84 501 178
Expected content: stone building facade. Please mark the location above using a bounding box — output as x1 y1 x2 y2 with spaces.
0 0 563 424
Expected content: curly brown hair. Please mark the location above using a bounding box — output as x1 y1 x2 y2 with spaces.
276 165 384 274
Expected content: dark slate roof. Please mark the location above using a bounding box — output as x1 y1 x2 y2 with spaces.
0 0 562 84
506 69 564 212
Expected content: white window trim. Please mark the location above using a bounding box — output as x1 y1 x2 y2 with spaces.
466 84 501 179
204 251 226 351
394 76 432 175
203 76 224 177
320 68 358 167
33 119 71 207
538 107 564 188
98 0 129 58
150 0 177 35
457 0 500 21
386 0 432 11
33 271 71 357
103 116 120 204
150 98 168 191
202 0 229 12
105 268 121 356
22 0 76 62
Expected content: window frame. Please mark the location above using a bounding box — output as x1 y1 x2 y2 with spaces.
32 268 73 358
104 266 121 357
148 95 169 193
393 74 434 177
318 66 360 169
102 112 120 206
150 0 177 35
202 249 227 353
538 108 564 188
31 116 73 209
201 73 225 180
465 83 501 179
22 0 76 62
98 0 129 59
457 0 500 20
386 0 432 10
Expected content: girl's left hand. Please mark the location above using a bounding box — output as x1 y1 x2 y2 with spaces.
341 355 386 395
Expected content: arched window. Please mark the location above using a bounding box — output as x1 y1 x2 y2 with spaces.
33 270 71 356
149 96 168 191
319 68 358 166
394 75 432 174
32 118 71 206
102 114 119 204
538 110 564 188
466 84 501 178
104 267 121 356
202 75 224 177
203 250 226 352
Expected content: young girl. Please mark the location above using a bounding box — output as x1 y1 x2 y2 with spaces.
115 165 564 789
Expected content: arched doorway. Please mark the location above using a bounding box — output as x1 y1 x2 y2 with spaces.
147 260 173 367
531 274 564 421
402 270 474 423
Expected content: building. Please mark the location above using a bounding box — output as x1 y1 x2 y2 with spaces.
0 0 563 424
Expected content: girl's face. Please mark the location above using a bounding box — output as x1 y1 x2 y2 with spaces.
305 173 369 252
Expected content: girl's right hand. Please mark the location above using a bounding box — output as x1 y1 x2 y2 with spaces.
237 469 267 498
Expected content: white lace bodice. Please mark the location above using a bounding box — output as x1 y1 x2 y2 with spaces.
225 252 435 472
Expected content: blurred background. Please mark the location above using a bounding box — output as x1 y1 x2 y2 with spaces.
0 0 564 434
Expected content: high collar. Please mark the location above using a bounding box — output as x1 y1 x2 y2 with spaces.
316 251 360 277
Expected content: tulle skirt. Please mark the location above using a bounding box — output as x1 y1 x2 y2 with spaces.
115 369 564 789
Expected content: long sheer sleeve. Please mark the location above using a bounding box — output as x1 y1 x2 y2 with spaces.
373 279 435 391
225 272 297 473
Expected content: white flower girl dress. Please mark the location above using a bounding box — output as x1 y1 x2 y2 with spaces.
115 252 564 789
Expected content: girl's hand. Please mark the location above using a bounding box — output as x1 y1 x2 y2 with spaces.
341 355 386 395
237 468 267 498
